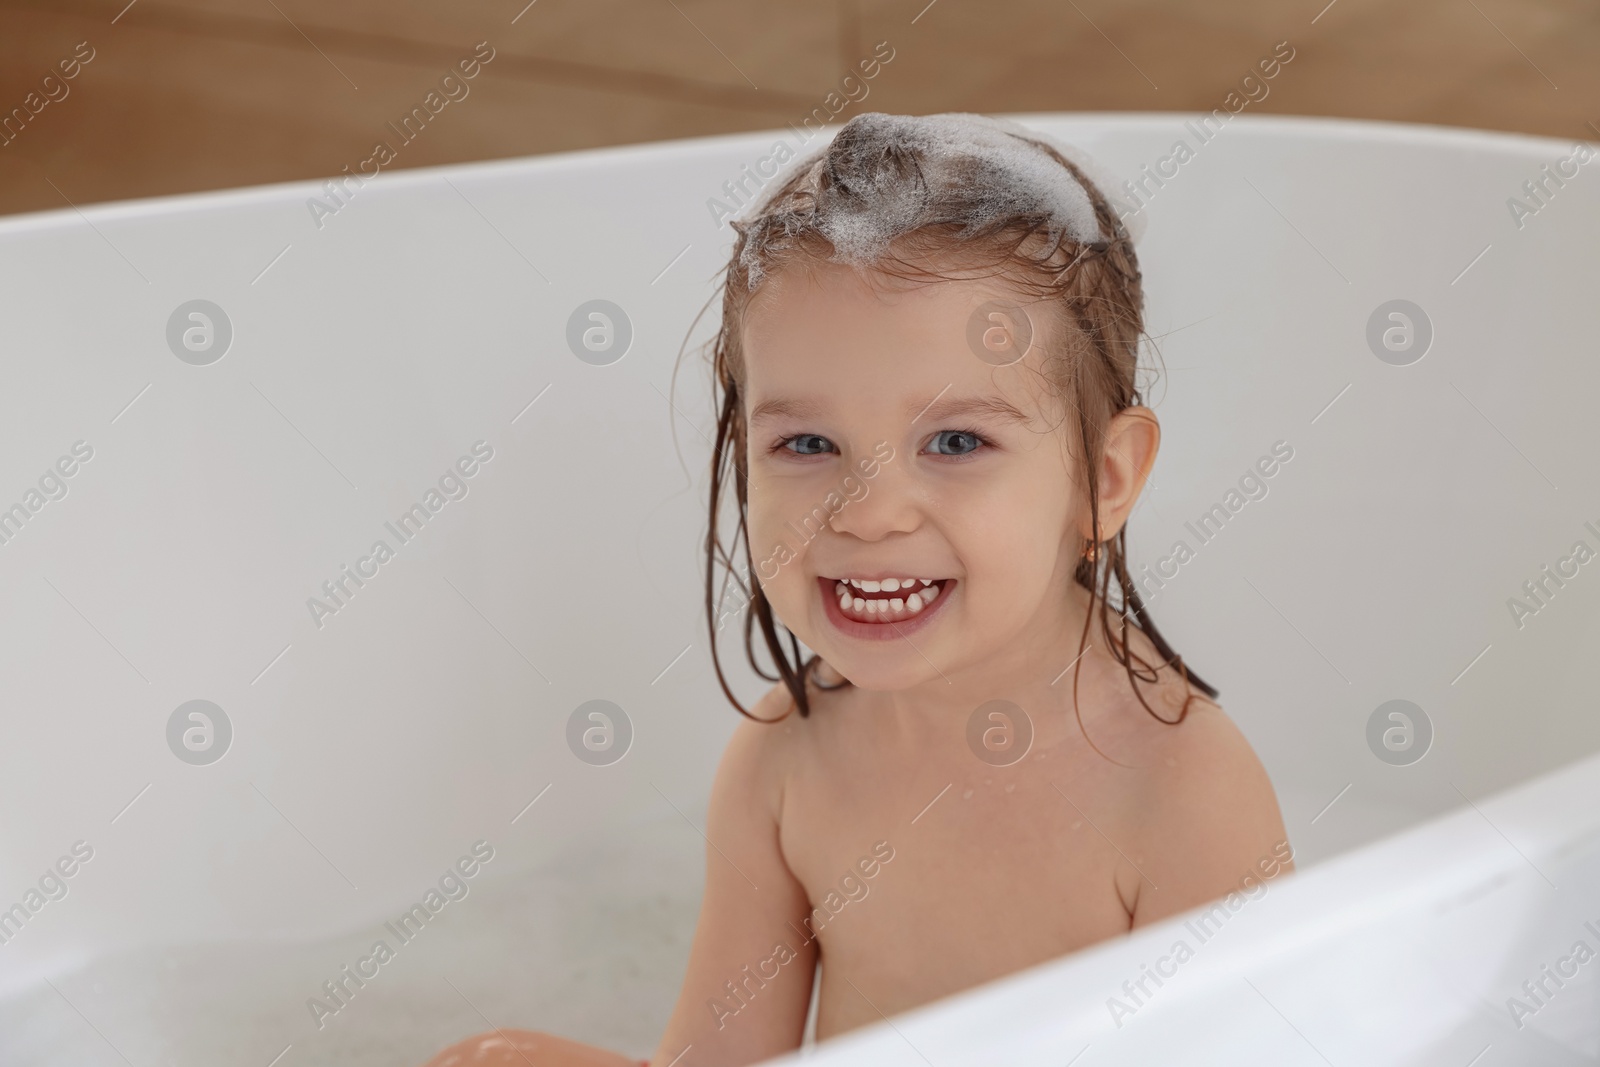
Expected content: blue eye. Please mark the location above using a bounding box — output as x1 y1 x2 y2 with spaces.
927 430 985 456
783 434 834 456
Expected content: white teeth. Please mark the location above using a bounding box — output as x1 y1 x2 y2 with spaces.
831 575 952 621
840 577 937 592
836 586 938 621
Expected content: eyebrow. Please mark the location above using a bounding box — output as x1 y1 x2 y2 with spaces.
912 393 1031 425
746 392 1031 426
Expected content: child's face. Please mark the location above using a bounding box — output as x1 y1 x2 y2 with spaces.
741 261 1152 694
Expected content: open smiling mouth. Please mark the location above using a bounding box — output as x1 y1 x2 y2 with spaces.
817 575 956 627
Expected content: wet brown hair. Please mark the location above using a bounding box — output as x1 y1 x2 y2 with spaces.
693 112 1217 728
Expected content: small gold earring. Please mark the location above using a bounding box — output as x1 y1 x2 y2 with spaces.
1084 539 1098 563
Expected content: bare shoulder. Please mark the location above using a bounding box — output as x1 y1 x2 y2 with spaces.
715 678 830 808
1118 689 1295 927
715 683 801 805
747 679 803 726
1132 695 1275 814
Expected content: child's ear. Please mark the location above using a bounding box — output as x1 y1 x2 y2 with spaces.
1089 406 1160 539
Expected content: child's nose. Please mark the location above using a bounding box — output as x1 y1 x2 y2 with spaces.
826 461 920 542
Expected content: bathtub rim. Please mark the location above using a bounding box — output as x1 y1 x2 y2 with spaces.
0 111 1591 239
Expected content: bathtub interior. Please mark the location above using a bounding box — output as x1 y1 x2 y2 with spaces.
0 113 1596 1066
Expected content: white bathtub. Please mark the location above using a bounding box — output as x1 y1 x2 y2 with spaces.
0 113 1596 1066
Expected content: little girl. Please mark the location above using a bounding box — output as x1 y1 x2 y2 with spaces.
423 112 1290 1067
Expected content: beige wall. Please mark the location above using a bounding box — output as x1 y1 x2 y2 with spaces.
0 0 1593 217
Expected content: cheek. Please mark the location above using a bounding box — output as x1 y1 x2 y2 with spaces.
744 472 814 604
957 512 1058 599
746 473 794 556
947 459 1075 602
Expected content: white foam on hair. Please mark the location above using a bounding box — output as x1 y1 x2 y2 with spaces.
995 118 1148 249
735 112 1127 289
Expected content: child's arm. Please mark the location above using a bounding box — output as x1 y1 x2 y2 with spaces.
1125 703 1295 928
649 688 819 1067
